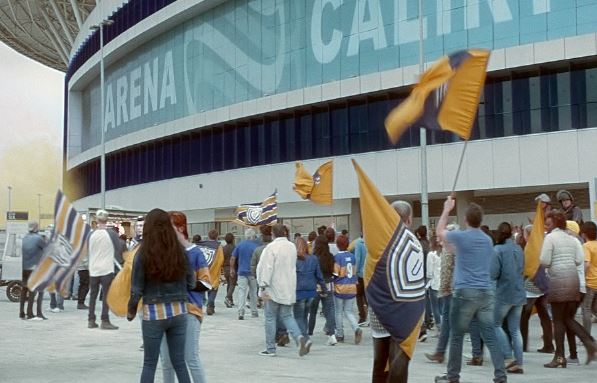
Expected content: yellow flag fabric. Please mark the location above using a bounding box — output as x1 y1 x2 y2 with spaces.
293 162 314 199
385 49 490 144
293 161 333 205
352 159 425 359
107 248 140 317
524 202 545 278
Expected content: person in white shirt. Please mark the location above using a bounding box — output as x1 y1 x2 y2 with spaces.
427 238 443 331
257 223 309 357
87 209 119 330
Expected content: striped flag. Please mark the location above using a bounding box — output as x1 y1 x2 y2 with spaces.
385 49 490 144
352 159 425 359
28 190 91 295
234 191 278 226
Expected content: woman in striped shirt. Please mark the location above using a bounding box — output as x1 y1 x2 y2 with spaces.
127 209 195 383
160 212 211 383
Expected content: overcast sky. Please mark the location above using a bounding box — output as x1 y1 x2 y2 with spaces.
0 42 64 227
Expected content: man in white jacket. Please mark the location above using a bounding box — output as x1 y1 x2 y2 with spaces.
256 223 308 357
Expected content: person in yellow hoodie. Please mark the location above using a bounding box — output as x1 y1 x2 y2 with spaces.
198 229 224 316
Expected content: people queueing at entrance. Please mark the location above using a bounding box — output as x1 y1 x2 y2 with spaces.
18 194 597 383
19 221 47 320
127 208 195 383
159 211 210 383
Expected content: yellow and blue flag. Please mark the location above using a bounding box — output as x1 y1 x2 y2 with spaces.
234 191 278 226
352 159 426 358
28 190 91 295
385 49 490 144
293 161 333 205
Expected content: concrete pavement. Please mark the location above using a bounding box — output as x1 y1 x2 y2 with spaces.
0 287 595 382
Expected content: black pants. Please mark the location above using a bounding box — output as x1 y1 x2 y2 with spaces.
372 337 410 383
552 300 594 359
357 277 368 322
19 270 43 317
88 273 114 322
521 296 553 351
78 270 90 305
225 271 236 301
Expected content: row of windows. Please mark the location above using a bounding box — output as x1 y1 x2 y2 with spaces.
67 0 176 82
66 62 597 200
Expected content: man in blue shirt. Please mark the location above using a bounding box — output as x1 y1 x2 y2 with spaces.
435 197 506 383
353 234 368 325
230 228 261 320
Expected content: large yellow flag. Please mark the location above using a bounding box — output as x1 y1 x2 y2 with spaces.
293 161 333 205
524 202 545 278
352 159 425 359
385 49 490 144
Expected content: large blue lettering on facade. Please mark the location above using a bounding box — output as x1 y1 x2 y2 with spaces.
80 0 595 152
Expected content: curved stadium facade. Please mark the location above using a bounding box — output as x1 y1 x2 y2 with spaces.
58 0 597 236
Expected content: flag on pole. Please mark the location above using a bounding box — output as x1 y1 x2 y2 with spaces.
234 191 278 226
352 159 425 358
524 202 545 278
293 161 333 205
28 190 91 295
385 49 490 144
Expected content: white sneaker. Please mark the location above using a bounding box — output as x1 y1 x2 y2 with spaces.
327 334 337 346
50 308 60 313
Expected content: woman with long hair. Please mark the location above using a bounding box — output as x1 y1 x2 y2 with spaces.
160 212 211 383
307 235 337 345
294 236 327 346
491 222 525 374
127 209 195 383
540 210 597 368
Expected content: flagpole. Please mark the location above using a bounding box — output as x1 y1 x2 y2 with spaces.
419 0 429 229
450 140 469 196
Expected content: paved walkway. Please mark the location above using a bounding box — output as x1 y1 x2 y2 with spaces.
0 287 595 382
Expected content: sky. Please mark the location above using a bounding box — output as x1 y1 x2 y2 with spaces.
0 42 64 228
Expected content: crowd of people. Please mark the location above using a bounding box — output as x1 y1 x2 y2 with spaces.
17 188 597 382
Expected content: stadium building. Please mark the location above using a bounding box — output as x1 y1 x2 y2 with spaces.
2 0 597 237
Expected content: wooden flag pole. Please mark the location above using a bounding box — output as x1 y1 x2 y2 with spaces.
450 140 469 197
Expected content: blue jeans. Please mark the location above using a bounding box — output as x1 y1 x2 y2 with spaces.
447 289 505 383
293 298 313 338
429 289 442 328
264 300 302 353
494 303 523 366
308 293 335 336
161 315 205 383
207 288 218 309
470 318 483 358
334 297 358 338
436 295 452 354
50 293 64 310
141 314 190 383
